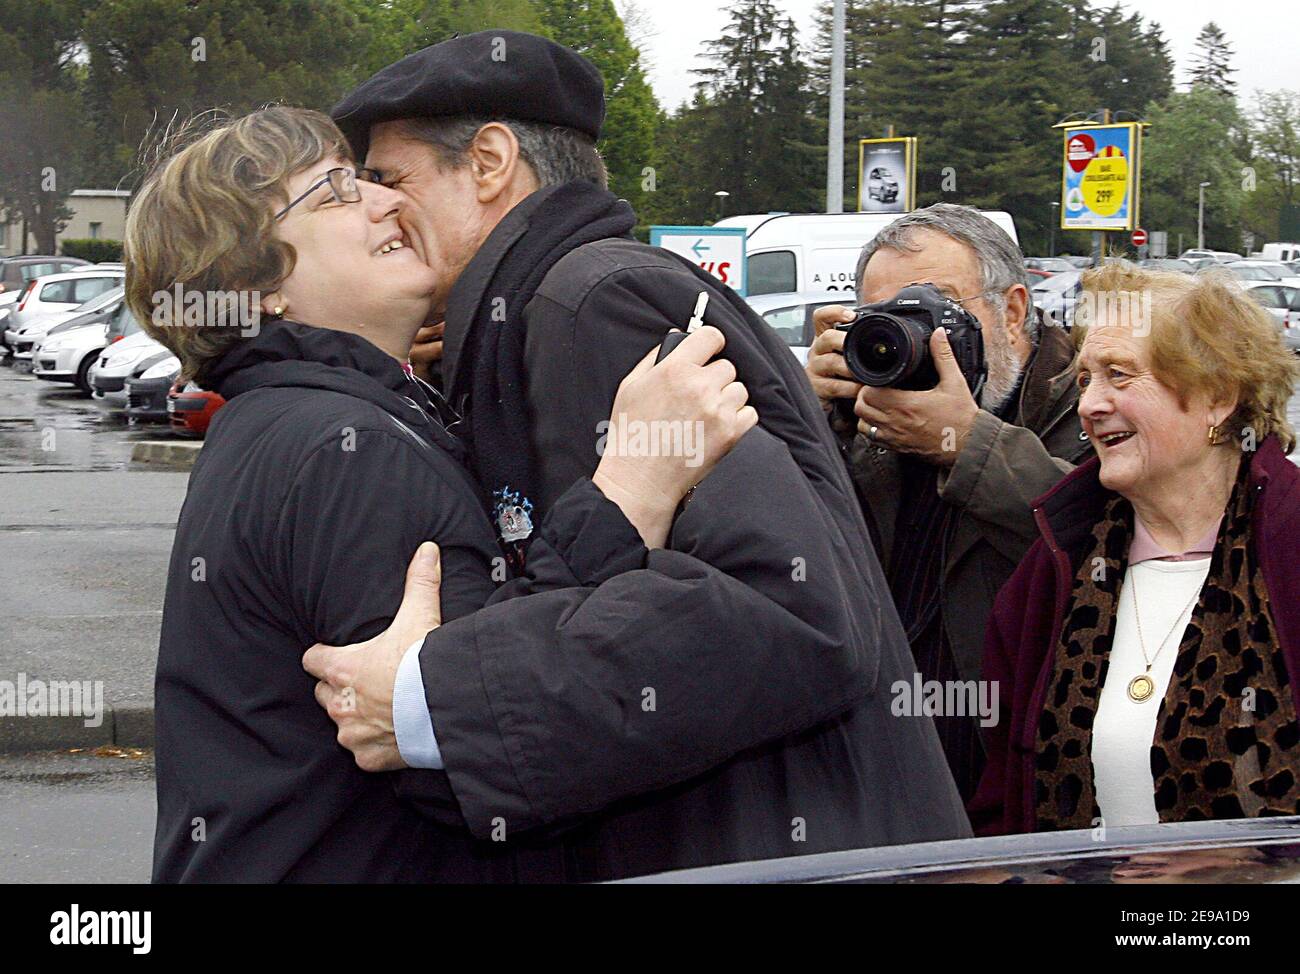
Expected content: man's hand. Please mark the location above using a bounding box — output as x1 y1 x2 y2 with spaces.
409 322 445 382
805 306 863 412
593 325 757 548
853 328 980 468
302 542 444 772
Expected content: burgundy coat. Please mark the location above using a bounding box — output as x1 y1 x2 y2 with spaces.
968 435 1300 836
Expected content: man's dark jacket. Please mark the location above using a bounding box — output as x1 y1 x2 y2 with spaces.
846 321 1092 684
397 187 972 881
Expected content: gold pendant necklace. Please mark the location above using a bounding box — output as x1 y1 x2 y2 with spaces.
1126 567 1203 703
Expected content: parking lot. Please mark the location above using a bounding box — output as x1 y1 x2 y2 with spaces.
0 361 183 882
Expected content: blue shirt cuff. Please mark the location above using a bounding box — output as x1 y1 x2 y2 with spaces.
393 637 443 769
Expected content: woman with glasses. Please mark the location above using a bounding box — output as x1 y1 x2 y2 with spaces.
124 107 756 882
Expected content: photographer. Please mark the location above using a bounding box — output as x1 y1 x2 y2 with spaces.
807 204 1091 798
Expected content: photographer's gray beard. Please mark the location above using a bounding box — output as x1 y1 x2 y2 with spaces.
979 311 1024 414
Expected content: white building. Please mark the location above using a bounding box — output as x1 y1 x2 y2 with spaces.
0 190 131 257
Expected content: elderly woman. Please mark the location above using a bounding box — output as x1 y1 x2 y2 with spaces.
125 107 755 882
970 261 1300 835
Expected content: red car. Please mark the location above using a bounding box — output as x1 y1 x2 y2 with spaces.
167 379 225 437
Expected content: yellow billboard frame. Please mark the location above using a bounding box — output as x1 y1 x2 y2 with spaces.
1058 122 1143 232
858 137 917 213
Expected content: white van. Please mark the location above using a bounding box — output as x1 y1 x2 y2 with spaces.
714 210 1020 297
1261 243 1300 263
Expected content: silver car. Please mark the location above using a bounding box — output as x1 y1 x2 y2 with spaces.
744 290 848 365
3 269 123 360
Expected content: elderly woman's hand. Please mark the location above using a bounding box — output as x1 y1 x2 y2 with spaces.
592 325 757 548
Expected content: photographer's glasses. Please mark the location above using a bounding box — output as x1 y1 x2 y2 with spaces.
275 167 383 221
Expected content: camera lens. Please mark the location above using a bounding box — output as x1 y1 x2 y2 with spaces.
843 313 932 387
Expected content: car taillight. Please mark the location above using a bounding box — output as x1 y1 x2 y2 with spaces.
17 281 37 312
109 335 122 344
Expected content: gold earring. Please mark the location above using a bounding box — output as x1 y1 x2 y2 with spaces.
273 305 285 317
1207 424 1220 445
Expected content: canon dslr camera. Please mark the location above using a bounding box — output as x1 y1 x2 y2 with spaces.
838 283 987 396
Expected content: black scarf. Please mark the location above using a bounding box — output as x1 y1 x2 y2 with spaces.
452 181 636 565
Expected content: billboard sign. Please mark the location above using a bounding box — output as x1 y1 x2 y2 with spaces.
1061 123 1141 231
858 137 917 214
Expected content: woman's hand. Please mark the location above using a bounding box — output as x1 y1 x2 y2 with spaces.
592 325 757 548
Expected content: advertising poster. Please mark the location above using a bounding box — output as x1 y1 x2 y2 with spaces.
858 137 916 214
1061 123 1141 231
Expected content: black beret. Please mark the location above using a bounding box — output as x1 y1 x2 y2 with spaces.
332 30 606 161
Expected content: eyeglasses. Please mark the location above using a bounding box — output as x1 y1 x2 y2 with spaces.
274 167 383 221
946 287 1005 313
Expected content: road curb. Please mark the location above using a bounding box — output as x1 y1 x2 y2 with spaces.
0 705 154 753
130 440 200 469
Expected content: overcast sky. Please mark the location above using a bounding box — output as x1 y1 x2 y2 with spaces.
635 0 1297 113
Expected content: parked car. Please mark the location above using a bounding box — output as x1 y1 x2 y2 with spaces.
3 268 124 360
1137 258 1196 274
1260 242 1300 263
0 255 88 304
1242 281 1297 330
125 356 181 424
90 323 169 411
1030 269 1083 328
1283 288 1300 355
1209 261 1283 284
1235 260 1300 287
0 256 92 346
744 290 846 365
622 816 1300 884
1181 248 1243 263
1024 257 1075 275
168 381 226 437
31 321 110 394
1057 255 1094 269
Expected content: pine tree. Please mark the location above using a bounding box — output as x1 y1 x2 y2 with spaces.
534 0 660 219
1188 22 1236 98
681 0 820 217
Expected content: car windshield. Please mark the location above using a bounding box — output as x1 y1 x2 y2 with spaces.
72 286 124 315
1230 265 1278 281
1032 271 1081 294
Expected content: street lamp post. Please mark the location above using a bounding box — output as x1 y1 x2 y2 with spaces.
1198 181 1211 251
1049 202 1060 258
825 0 845 213
714 190 730 222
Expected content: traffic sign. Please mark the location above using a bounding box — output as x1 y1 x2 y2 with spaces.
1132 227 1148 246
649 226 748 295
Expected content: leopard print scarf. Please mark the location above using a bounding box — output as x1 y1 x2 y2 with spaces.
1035 464 1300 831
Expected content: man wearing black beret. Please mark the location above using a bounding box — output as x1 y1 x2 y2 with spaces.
310 29 969 881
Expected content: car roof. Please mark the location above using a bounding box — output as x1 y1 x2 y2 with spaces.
745 290 848 311
1 255 86 265
620 815 1300 884
29 269 125 285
